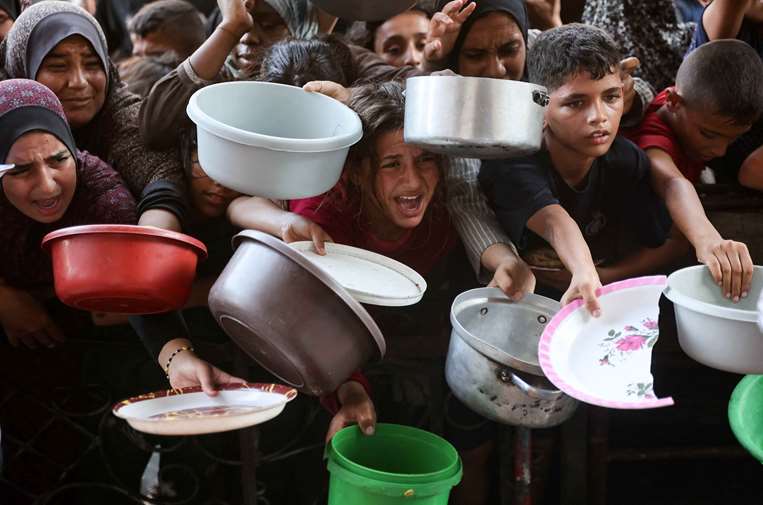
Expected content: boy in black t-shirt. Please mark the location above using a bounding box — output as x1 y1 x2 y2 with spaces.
480 24 686 315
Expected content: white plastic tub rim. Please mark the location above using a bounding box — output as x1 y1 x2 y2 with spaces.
187 81 363 153
664 265 762 323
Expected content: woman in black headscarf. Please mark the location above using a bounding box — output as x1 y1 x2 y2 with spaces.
1 1 187 230
0 0 18 40
422 0 528 79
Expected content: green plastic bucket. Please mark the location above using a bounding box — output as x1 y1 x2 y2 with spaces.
327 424 462 504
729 375 763 463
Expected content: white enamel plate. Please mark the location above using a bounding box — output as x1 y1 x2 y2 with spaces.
113 383 297 435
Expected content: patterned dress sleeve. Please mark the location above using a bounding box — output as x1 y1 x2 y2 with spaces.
77 151 138 225
444 156 515 276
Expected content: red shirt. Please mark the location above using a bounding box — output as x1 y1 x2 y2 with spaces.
289 187 458 277
624 88 705 183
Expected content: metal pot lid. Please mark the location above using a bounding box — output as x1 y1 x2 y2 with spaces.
232 230 386 358
450 288 560 376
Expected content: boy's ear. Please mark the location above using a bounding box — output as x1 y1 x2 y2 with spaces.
665 87 684 112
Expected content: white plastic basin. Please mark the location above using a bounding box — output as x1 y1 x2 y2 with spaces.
187 81 363 199
664 265 763 373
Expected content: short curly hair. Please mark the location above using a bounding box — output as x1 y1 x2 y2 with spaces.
528 23 621 92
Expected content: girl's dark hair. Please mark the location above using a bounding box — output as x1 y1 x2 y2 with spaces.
256 35 357 87
528 23 621 92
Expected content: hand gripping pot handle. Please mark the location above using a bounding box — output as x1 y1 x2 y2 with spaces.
499 368 564 401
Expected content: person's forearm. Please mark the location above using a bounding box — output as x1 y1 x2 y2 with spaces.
158 338 195 368
703 0 752 39
536 210 597 275
227 196 289 236
189 24 243 81
139 209 182 231
663 177 721 248
481 243 520 272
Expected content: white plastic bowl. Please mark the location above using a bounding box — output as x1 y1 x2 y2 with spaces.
664 265 763 373
187 81 363 199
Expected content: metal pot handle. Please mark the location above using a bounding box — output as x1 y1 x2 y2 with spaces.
532 90 550 107
500 368 565 401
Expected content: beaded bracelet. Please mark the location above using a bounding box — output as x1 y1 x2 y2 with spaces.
164 346 194 379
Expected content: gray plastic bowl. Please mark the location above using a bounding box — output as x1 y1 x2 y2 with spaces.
664 265 763 373
187 81 363 199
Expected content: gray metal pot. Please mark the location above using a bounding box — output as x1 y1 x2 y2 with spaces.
404 76 549 159
311 0 416 21
208 230 385 397
446 288 578 428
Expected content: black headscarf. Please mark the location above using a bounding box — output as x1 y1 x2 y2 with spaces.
0 0 18 19
0 79 77 165
437 0 529 76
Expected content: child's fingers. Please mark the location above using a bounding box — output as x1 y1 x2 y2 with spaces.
583 286 601 318
325 413 348 443
702 254 723 287
441 0 465 17
197 364 220 397
728 249 744 302
716 251 733 298
455 1 477 23
357 409 376 436
741 247 754 297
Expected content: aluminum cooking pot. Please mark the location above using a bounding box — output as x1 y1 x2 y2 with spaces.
311 0 416 21
446 288 577 428
404 76 549 159
208 231 386 397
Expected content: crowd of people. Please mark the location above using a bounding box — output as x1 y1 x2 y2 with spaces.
1 0 762 502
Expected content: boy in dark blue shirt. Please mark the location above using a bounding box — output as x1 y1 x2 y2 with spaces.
480 24 684 314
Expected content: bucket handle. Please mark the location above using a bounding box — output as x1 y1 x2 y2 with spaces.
499 369 565 401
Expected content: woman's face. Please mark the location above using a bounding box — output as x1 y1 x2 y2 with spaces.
457 11 526 80
369 129 440 233
189 149 241 218
2 132 77 223
36 35 108 129
234 2 289 70
0 8 13 41
373 10 429 68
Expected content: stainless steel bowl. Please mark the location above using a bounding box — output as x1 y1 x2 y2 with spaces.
404 76 549 159
446 288 578 428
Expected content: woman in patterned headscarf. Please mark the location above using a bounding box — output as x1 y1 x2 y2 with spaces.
0 0 18 40
0 79 136 349
582 0 695 91
1 1 188 230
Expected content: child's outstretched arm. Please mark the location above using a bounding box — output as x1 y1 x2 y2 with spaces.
647 147 753 301
227 196 333 254
701 0 752 40
526 205 602 315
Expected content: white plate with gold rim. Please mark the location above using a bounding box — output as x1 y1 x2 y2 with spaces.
113 383 297 436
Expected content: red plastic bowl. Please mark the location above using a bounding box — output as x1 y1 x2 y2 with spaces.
42 225 208 314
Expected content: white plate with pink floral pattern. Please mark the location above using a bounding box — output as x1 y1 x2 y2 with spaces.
538 276 674 409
